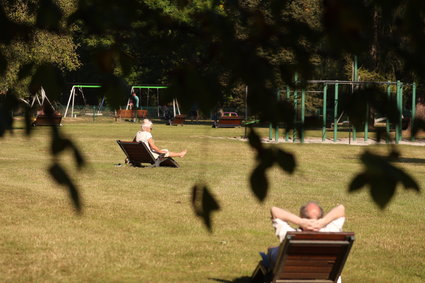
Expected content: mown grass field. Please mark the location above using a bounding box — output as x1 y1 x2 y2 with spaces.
1 118 424 282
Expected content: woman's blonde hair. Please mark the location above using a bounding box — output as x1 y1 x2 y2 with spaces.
141 119 153 130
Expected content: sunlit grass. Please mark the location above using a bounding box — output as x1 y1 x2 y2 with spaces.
1 117 424 282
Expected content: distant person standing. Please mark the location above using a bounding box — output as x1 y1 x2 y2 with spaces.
132 92 140 110
131 92 140 122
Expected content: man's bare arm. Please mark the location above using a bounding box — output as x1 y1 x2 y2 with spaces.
270 206 308 228
314 204 345 229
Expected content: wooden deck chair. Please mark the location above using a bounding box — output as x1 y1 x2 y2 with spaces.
116 140 179 168
251 231 355 283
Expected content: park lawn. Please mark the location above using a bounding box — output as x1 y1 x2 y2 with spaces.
0 118 424 282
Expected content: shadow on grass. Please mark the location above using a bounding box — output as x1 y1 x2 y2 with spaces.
208 276 251 283
394 157 425 164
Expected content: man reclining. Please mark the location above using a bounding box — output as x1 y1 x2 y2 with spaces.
271 202 345 242
261 202 345 283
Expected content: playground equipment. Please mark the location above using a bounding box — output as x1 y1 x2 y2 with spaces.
31 87 62 126
64 84 103 118
268 79 417 144
129 85 184 122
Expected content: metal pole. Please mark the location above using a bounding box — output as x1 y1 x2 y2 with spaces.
386 83 391 144
64 86 74 118
269 123 273 140
157 89 160 117
245 86 248 123
301 89 305 143
395 81 401 144
399 82 403 143
333 82 338 142
71 86 75 118
293 73 298 143
285 86 290 142
322 84 327 141
364 101 369 142
411 82 416 141
352 57 358 141
275 89 280 142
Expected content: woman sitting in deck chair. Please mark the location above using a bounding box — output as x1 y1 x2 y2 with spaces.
135 119 187 158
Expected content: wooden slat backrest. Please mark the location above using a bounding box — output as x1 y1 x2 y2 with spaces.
117 140 155 164
273 232 355 283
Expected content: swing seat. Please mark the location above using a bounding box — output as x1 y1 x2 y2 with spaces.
116 140 179 167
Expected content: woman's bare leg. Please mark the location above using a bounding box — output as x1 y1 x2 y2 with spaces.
167 149 187 158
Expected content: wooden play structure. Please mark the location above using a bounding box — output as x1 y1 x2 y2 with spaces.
31 87 62 127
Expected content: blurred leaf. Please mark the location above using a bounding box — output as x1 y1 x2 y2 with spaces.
29 64 66 101
348 173 368 192
343 87 399 131
35 0 63 31
191 184 220 232
0 5 32 44
0 51 6 76
275 148 296 174
323 0 372 54
68 0 139 34
248 128 263 152
100 75 128 110
0 91 21 137
48 163 82 213
349 151 420 209
24 107 34 136
18 63 36 80
50 130 71 156
50 127 86 169
411 118 425 138
250 164 268 202
72 146 86 170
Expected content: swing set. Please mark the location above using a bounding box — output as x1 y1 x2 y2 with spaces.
64 84 104 118
268 79 417 144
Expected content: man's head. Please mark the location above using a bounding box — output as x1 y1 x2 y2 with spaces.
132 92 136 96
299 202 324 220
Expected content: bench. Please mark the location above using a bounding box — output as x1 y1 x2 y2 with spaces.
213 116 244 128
115 110 148 121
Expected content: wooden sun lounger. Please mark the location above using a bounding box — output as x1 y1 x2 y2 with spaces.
116 140 179 167
251 231 355 283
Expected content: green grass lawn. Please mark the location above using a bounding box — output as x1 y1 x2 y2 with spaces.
1 118 424 282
